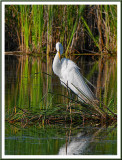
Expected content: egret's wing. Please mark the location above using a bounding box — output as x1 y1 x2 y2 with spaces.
72 68 95 100
60 58 94 102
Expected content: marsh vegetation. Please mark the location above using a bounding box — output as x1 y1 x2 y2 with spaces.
5 4 117 155
5 5 117 55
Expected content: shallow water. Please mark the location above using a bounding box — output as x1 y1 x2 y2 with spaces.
5 54 117 155
5 122 117 155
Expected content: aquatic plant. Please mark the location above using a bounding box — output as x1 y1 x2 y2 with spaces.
5 5 117 55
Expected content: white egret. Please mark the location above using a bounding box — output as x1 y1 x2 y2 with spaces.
52 42 95 104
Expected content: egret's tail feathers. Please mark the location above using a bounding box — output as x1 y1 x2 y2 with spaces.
71 83 108 119
71 83 94 104
74 68 95 100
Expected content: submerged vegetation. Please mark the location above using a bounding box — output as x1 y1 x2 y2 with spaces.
5 5 117 56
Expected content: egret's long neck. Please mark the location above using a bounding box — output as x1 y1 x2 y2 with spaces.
53 52 61 77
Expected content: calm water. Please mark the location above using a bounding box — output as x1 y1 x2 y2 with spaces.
5 54 117 155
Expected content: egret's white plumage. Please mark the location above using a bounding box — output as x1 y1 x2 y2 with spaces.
53 42 95 103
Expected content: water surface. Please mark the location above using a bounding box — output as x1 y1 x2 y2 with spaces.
5 54 117 155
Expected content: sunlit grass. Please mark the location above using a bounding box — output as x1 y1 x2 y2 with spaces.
5 5 117 55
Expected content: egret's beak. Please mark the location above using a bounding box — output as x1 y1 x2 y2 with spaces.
58 51 61 60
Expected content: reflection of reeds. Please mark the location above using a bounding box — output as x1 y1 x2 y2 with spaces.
5 55 117 125
96 57 117 113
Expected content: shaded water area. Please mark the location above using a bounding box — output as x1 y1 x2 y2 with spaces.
5 54 117 155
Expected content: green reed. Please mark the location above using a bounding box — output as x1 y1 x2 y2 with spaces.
5 5 117 56
47 5 53 58
81 16 100 50
32 5 38 50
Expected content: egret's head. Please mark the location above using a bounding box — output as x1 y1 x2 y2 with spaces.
56 42 63 60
